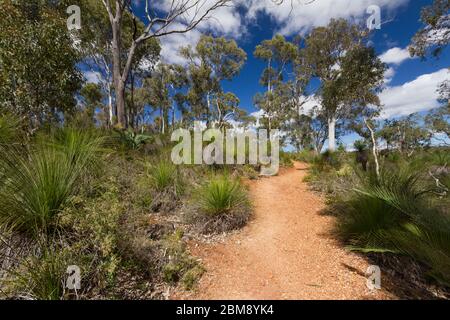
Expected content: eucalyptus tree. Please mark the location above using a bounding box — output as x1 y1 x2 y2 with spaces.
410 0 450 59
302 19 386 151
144 64 179 134
99 0 232 128
181 35 247 126
62 0 160 128
379 114 432 154
253 35 298 131
410 0 449 144
79 83 104 125
0 0 82 130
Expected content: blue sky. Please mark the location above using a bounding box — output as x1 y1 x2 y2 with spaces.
91 0 450 148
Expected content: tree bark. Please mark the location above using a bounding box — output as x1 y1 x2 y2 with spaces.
364 118 380 179
110 3 126 128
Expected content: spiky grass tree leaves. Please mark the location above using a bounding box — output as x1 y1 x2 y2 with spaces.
336 167 450 286
188 175 251 234
0 128 105 236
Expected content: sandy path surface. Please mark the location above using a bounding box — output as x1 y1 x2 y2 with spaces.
177 162 395 300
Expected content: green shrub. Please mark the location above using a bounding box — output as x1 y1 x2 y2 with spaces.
115 129 151 150
160 230 202 287
145 160 184 213
9 248 67 300
0 128 104 235
335 168 450 286
353 140 368 152
0 114 23 146
189 175 251 234
198 175 248 216
148 161 179 193
279 151 294 167
295 149 317 163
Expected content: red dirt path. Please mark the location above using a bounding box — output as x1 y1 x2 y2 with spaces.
175 162 395 300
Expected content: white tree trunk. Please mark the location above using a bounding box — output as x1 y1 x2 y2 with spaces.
328 117 336 152
364 118 380 179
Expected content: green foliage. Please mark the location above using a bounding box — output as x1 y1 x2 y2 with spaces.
0 113 23 146
0 0 82 128
147 161 182 194
312 150 345 171
294 149 318 163
353 140 368 152
10 248 67 300
0 128 104 235
161 230 202 288
410 0 450 58
279 151 294 167
335 168 450 286
197 175 249 216
188 174 251 234
115 130 152 150
181 35 247 125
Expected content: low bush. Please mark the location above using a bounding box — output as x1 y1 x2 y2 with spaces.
145 160 184 213
0 128 105 235
188 175 251 234
294 149 318 163
334 168 450 286
114 129 152 150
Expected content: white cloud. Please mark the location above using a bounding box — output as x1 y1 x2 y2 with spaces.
243 0 409 35
159 25 203 65
380 68 449 118
384 67 396 84
379 47 412 65
84 71 101 84
156 0 409 66
153 1 244 65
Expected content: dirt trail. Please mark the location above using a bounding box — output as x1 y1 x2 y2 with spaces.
177 162 395 300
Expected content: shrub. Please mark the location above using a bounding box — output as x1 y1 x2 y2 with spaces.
0 128 104 235
10 248 66 300
145 160 184 213
198 175 248 216
335 168 450 286
280 151 294 167
0 114 23 146
115 129 151 150
295 149 317 163
189 175 251 234
148 161 179 193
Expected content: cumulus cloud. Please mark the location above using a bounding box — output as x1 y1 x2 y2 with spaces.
379 46 415 84
242 0 409 35
380 68 449 118
158 24 203 65
156 0 409 65
379 47 412 65
151 1 244 64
